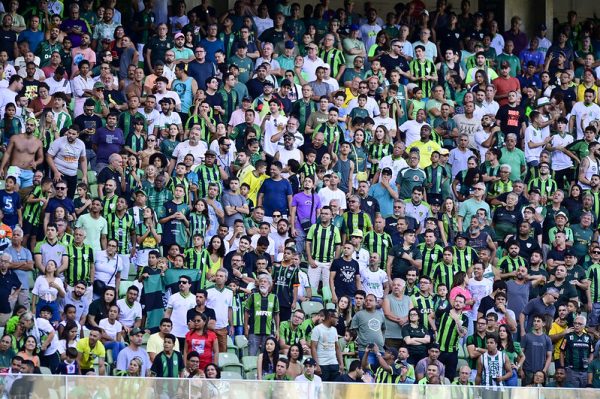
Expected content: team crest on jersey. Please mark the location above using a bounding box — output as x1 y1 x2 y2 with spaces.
526 243 531 248
367 201 373 206
465 255 470 260
431 254 437 261
413 176 419 181
83 254 89 261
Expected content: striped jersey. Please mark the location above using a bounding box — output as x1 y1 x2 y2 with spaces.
244 293 280 336
65 243 94 285
105 212 135 255
306 223 342 263
363 231 393 269
417 243 444 278
23 185 45 226
436 308 468 352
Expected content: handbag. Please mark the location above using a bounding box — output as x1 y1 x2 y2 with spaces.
93 257 119 296
297 192 315 234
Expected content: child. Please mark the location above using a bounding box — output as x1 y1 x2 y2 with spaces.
239 183 254 210
39 305 57 330
184 234 210 271
124 117 147 157
407 87 425 120
58 347 80 375
74 183 92 217
169 163 192 205
0 103 22 148
98 304 126 363
228 281 247 337
365 59 386 85
339 329 357 358
58 304 82 338
433 283 450 326
347 95 370 130
298 148 317 184
330 91 349 140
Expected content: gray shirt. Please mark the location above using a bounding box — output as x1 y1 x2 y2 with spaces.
383 294 412 339
47 136 86 177
116 346 151 375
221 190 246 227
350 309 385 351
4 245 32 290
521 332 552 373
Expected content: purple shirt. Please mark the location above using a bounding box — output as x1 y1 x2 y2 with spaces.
93 126 125 164
291 191 321 230
60 19 90 48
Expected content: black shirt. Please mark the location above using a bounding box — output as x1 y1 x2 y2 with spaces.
330 257 360 298
0 28 16 60
186 306 217 323
379 53 409 80
73 113 103 149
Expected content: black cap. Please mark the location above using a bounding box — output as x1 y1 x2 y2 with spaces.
303 358 317 366
429 197 442 206
242 96 253 102
381 167 393 175
456 232 469 241
403 228 416 235
564 249 576 257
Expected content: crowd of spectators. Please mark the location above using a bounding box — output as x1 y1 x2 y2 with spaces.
1 0 600 395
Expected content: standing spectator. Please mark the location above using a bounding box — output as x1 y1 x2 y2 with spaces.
520 314 552 385
164 274 195 349
205 269 233 353
0 252 20 326
46 126 87 198
305 206 342 291
92 112 125 173
329 242 361 304
560 315 594 387
382 278 411 349
257 161 293 220
244 274 280 356
311 308 344 381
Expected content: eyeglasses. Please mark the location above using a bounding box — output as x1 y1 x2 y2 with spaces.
56 187 67 190
147 138 156 142
273 214 282 218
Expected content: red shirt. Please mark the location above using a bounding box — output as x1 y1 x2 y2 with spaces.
185 330 217 370
492 76 521 106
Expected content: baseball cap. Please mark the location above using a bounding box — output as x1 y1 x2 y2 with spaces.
536 97 550 107
174 32 184 39
529 188 541 195
263 81 274 87
129 328 143 336
555 211 568 219
284 40 295 49
350 24 359 31
381 167 393 175
558 50 566 58
242 96 253 102
93 81 105 89
456 232 469 240
304 358 317 366
351 229 364 238
526 60 536 68
135 188 147 196
204 150 217 157
439 148 449 155
429 197 442 206
564 249 576 257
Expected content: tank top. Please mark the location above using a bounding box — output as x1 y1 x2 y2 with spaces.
482 350 505 389
383 294 411 339
583 156 599 189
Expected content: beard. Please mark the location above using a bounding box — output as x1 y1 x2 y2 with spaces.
259 286 269 294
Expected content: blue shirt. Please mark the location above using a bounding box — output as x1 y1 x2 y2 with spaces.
0 190 20 228
369 183 397 218
258 178 293 217
19 29 44 53
199 39 225 63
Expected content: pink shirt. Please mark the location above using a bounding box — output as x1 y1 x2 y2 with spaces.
450 286 473 311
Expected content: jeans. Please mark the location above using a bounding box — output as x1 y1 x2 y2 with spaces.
319 364 340 381
248 334 269 356
103 341 126 363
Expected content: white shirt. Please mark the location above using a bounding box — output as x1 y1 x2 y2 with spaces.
154 111 182 131
302 56 326 81
206 286 233 329
30 318 59 356
166 291 196 337
467 277 493 319
570 101 600 140
524 125 549 162
491 34 505 56
324 77 339 92
46 77 73 96
262 113 288 156
253 16 273 37
474 128 492 161
481 100 500 116
373 116 397 132
318 186 347 210
399 120 428 147
171 140 208 166
311 323 339 365
138 107 161 135
0 87 17 117
360 266 388 300
378 155 408 183
116 298 142 328
98 318 123 340
154 91 182 110
94 250 122 288
550 133 574 170
412 40 437 61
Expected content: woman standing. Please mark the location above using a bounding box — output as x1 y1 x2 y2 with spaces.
401 309 430 365
257 337 280 380
498 324 524 386
184 313 218 371
31 260 65 325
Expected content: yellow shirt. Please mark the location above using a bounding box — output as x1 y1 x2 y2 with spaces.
548 321 566 361
76 337 106 369
242 171 268 205
406 139 442 168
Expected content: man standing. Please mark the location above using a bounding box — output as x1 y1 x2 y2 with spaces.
560 315 594 388
311 308 344 381
64 228 94 301
74 199 107 253
257 161 293 220
46 126 87 198
351 293 385 365
475 334 513 391
329 242 361 304
0 117 43 189
0 253 20 326
305 206 342 291
290 176 321 256
159 185 189 251
521 314 552 385
206 269 233 353
164 274 195 349
244 274 280 355
92 112 125 173
429 294 469 380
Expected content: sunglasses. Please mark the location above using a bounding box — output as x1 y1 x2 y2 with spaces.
56 187 67 190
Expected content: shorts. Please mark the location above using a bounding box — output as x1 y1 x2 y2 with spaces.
588 302 600 327
22 220 43 240
7 166 34 188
